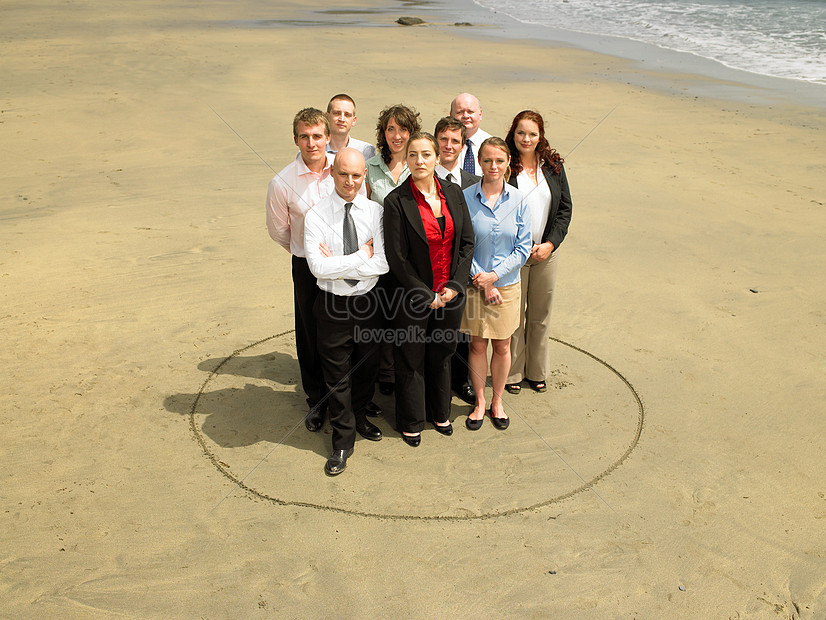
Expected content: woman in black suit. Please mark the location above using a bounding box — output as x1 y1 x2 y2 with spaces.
383 132 475 446
503 110 573 394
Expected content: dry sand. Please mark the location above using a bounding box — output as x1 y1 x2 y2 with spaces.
2 0 825 617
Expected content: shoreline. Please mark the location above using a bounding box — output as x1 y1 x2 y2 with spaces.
282 0 826 110
460 0 826 105
452 0 826 109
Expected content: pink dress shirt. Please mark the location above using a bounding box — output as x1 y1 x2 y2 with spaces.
266 153 335 257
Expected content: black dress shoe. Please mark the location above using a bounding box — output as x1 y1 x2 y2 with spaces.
364 401 382 418
490 409 510 430
431 421 454 436
305 406 326 432
378 381 394 395
356 417 383 441
454 383 476 405
465 415 484 431
324 448 353 476
401 433 421 447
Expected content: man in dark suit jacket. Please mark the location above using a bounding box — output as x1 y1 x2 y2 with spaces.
435 116 480 189
434 116 479 405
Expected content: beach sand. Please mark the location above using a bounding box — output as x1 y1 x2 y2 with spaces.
2 0 825 617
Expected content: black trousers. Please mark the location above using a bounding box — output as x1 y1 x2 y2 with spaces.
450 336 471 390
376 273 396 384
314 288 381 451
291 256 325 409
393 295 465 433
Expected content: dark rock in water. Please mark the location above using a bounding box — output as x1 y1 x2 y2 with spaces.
396 16 425 26
454 22 473 26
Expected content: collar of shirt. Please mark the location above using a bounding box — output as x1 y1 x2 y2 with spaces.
467 128 491 148
473 181 512 211
325 137 354 154
435 163 462 182
328 190 367 215
295 151 334 177
370 156 407 180
409 174 445 203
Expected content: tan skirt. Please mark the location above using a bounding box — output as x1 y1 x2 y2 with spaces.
460 282 521 340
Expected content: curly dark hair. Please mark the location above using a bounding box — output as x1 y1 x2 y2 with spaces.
505 110 563 175
375 104 421 164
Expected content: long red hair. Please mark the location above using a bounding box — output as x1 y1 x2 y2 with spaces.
505 110 563 175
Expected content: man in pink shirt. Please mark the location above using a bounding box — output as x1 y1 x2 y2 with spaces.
266 108 335 430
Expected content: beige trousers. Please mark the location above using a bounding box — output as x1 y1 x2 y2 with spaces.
507 250 558 384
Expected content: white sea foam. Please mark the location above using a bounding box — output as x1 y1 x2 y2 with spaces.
474 0 826 84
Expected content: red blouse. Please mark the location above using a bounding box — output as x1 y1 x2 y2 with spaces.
410 176 454 292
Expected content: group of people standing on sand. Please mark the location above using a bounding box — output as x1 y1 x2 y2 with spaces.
266 92 573 476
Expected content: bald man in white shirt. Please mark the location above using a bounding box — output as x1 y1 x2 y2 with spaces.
304 148 388 475
450 92 492 177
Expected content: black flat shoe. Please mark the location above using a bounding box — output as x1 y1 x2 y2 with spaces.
401 433 421 447
364 401 383 418
356 417 383 441
490 409 510 430
305 406 326 432
465 415 484 431
324 448 353 476
431 421 453 436
505 383 522 395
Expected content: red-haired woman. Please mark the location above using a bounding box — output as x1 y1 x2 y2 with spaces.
504 110 573 394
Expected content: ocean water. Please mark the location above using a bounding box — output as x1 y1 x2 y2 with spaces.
473 0 826 84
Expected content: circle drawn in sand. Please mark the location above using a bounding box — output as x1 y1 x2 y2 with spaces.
189 332 643 520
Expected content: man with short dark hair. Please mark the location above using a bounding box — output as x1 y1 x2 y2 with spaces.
434 116 478 406
304 148 388 475
325 94 376 161
434 116 479 189
266 107 334 430
449 92 491 176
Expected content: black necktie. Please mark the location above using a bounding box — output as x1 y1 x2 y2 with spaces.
447 173 454 183
342 202 358 286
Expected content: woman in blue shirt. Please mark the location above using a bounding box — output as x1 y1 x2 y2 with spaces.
461 137 531 431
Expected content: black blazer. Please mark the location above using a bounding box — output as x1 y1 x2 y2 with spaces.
507 162 572 251
383 177 475 312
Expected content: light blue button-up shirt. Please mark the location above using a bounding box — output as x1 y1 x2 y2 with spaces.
463 181 531 288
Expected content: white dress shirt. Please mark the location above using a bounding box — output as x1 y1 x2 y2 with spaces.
517 166 552 244
304 192 389 296
457 128 492 176
435 162 464 185
326 136 377 161
266 153 335 257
